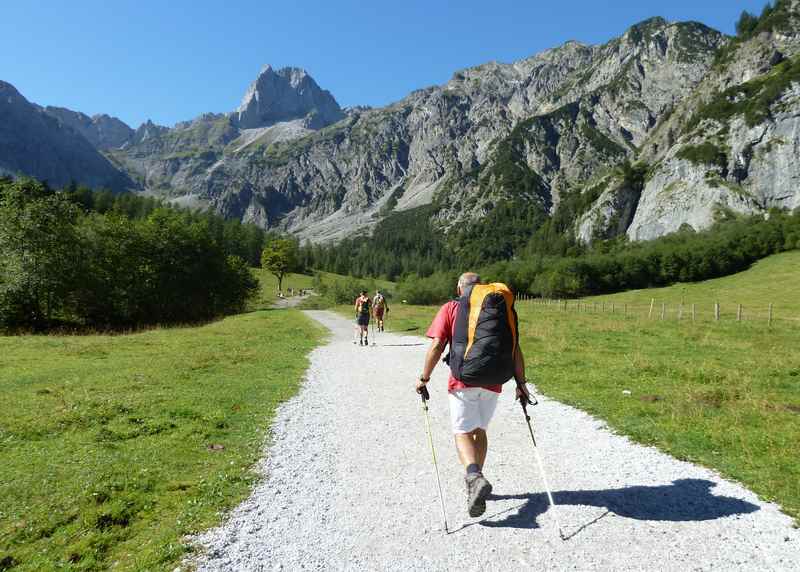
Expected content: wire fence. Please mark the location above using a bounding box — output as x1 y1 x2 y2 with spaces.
514 293 800 326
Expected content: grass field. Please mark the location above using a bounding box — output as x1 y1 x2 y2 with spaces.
367 253 800 524
581 250 800 322
0 309 324 571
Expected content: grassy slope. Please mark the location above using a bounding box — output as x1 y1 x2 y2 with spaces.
374 252 800 523
582 250 800 321
0 309 324 571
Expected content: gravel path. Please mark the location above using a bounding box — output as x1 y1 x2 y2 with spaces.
193 310 799 571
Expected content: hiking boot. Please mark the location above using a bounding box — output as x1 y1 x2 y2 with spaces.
364 337 369 346
465 473 492 517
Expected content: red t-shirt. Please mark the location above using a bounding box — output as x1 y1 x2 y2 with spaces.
426 300 502 394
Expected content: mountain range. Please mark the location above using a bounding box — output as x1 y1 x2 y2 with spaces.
2 0 799 247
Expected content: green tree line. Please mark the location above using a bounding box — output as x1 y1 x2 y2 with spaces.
62 182 269 267
392 209 800 304
0 178 259 331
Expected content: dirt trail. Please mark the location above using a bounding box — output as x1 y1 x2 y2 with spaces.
193 310 799 571
269 294 308 309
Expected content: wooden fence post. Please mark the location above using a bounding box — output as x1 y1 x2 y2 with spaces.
660 303 666 320
648 298 655 319
624 303 628 315
737 304 742 322
715 302 720 321
768 303 773 327
692 303 696 321
678 304 683 321
611 302 615 313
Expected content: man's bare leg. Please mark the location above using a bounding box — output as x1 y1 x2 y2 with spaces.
474 429 488 470
454 428 488 470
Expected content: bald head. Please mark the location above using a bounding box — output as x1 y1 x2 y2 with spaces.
457 272 481 295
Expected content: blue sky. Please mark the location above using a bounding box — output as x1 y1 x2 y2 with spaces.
1 0 769 128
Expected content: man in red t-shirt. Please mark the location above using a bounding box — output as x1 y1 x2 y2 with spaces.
415 272 529 518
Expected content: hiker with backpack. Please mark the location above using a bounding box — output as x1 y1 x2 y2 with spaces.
354 290 372 346
415 272 529 518
373 290 389 332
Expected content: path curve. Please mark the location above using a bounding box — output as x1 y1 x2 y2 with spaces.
193 310 799 571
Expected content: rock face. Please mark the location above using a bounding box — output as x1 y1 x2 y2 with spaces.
43 107 134 149
234 65 344 129
111 18 733 242
622 1 800 241
0 81 132 190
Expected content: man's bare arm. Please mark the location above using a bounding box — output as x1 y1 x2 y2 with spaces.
416 337 446 392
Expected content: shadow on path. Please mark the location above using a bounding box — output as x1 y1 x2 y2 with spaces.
481 479 759 531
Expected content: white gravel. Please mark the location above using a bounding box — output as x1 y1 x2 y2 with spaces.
191 310 800 571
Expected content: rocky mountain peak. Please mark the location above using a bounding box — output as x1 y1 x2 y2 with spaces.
234 65 344 129
132 119 168 144
43 106 134 150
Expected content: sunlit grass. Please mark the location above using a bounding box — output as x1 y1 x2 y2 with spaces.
582 250 800 323
0 309 324 571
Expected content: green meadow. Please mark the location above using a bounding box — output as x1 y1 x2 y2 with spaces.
581 250 800 322
0 294 324 570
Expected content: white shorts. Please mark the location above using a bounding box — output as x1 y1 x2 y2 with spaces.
448 388 500 434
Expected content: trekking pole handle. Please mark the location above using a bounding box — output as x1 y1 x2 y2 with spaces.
516 380 536 406
419 385 430 402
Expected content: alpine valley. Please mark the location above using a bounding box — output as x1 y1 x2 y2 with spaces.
2 1 800 247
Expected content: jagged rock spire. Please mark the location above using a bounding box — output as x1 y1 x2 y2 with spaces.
235 65 344 129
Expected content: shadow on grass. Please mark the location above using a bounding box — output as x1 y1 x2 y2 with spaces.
479 479 759 533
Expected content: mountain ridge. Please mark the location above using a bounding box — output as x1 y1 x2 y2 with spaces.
0 81 132 191
4 4 800 250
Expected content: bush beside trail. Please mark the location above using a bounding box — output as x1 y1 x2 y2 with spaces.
0 178 259 331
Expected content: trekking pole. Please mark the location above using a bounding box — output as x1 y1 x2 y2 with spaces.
518 384 565 540
419 386 449 534
371 320 376 346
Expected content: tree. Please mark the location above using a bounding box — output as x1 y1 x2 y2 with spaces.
261 238 298 292
736 10 759 37
0 178 82 329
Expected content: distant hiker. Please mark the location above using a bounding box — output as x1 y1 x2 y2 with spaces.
355 290 372 346
373 290 389 332
415 272 529 518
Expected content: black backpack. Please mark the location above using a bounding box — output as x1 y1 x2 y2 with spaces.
448 283 518 386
